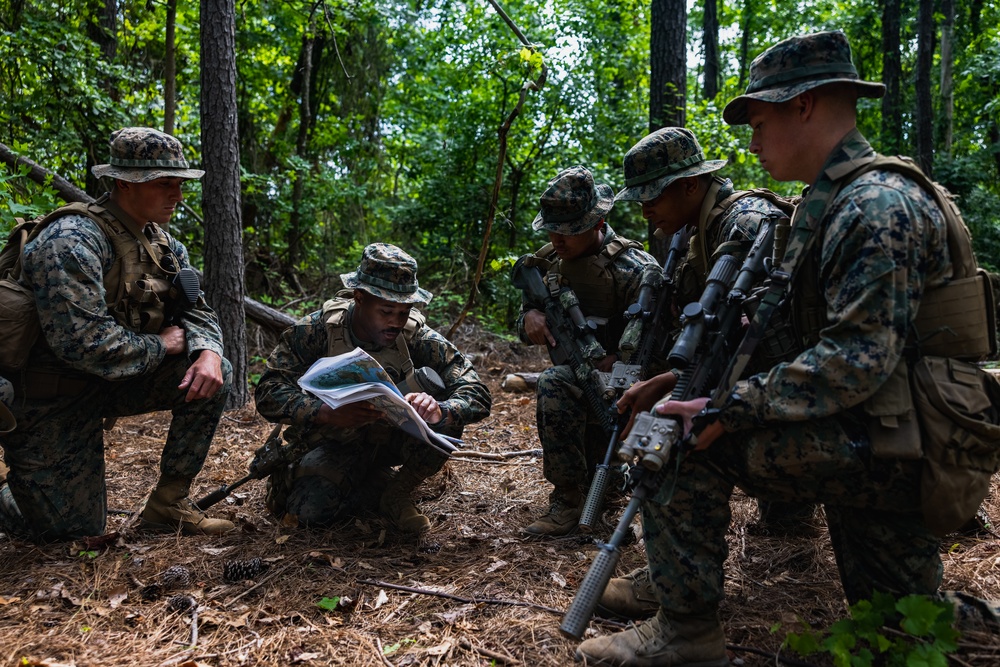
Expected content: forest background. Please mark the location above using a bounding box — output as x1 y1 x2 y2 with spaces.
2 0 999 403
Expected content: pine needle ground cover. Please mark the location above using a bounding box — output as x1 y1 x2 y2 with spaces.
2 334 999 667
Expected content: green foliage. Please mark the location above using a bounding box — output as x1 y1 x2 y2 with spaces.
782 592 960 667
315 596 340 611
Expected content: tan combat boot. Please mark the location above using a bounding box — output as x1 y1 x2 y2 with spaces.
140 477 235 535
576 609 729 667
379 468 431 534
522 490 582 536
596 566 659 621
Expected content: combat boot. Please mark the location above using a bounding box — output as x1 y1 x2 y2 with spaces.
576 609 729 667
522 490 582 536
596 566 659 620
379 468 431 534
140 477 235 535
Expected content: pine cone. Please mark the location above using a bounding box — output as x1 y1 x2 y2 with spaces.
166 594 195 613
222 557 267 583
161 565 191 589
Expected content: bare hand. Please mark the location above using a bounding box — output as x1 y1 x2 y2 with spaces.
654 396 723 449
316 401 384 428
523 310 556 347
618 372 677 438
406 392 443 425
160 325 187 355
178 350 224 401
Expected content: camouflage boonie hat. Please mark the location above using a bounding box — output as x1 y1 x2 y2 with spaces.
91 127 205 183
615 127 727 202
723 30 885 125
532 166 614 236
340 243 433 305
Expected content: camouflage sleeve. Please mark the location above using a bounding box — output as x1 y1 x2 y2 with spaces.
409 326 492 428
707 196 773 265
609 247 658 357
719 174 950 431
254 310 330 426
515 287 545 344
22 215 168 379
168 236 225 359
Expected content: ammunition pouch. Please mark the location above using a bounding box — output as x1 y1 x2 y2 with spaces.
10 370 92 400
0 275 40 371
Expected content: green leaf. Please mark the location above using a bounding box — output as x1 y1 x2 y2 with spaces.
316 596 340 611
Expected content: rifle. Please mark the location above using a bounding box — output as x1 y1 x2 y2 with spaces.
195 422 286 510
510 257 617 435
579 228 691 531
560 216 781 639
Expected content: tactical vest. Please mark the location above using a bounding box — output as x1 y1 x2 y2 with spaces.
787 156 995 359
676 183 797 306
322 294 426 384
531 236 645 349
16 197 180 336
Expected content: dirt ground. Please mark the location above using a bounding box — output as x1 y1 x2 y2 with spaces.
2 328 1000 667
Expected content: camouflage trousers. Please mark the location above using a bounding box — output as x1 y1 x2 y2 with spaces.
642 413 942 617
0 377 12 408
536 365 611 503
0 355 232 542
266 422 456 527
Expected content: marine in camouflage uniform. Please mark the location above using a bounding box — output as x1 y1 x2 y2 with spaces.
578 31 993 667
254 243 491 534
516 166 657 536
0 127 234 543
596 128 814 622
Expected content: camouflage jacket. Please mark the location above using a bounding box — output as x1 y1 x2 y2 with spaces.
674 177 782 308
515 224 657 357
255 303 492 445
21 213 224 380
719 129 952 431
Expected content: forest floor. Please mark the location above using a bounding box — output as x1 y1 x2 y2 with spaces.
2 326 1000 667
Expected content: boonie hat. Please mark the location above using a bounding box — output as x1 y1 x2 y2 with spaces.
340 243 433 305
532 166 614 236
92 127 205 183
723 30 885 126
615 127 727 203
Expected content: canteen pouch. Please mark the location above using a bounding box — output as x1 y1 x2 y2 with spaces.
912 356 1000 536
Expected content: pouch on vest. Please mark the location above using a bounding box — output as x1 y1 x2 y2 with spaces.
911 356 1000 536
863 359 923 460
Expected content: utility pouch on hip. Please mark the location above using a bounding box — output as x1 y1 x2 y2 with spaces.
863 360 922 460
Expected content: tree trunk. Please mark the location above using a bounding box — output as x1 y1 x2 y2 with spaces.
287 29 314 271
880 0 902 155
84 0 118 197
164 0 177 136
914 0 935 176
201 0 249 409
939 0 954 156
737 0 753 90
702 0 719 101
648 0 686 261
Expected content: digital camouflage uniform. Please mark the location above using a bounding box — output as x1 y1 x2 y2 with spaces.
0 128 232 543
579 31 995 667
255 244 491 530
516 166 657 533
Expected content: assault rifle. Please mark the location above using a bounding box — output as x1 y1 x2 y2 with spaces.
510 257 618 435
560 217 780 639
578 228 692 531
195 422 286 510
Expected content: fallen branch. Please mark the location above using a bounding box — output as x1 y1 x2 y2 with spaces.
450 448 542 460
458 639 518 665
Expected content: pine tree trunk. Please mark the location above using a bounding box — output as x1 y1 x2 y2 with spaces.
880 0 902 155
201 0 249 409
915 0 935 176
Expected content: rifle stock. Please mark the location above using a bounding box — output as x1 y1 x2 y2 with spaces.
194 423 285 511
561 219 778 639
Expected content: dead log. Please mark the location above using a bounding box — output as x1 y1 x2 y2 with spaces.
500 372 539 392
1 141 296 335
